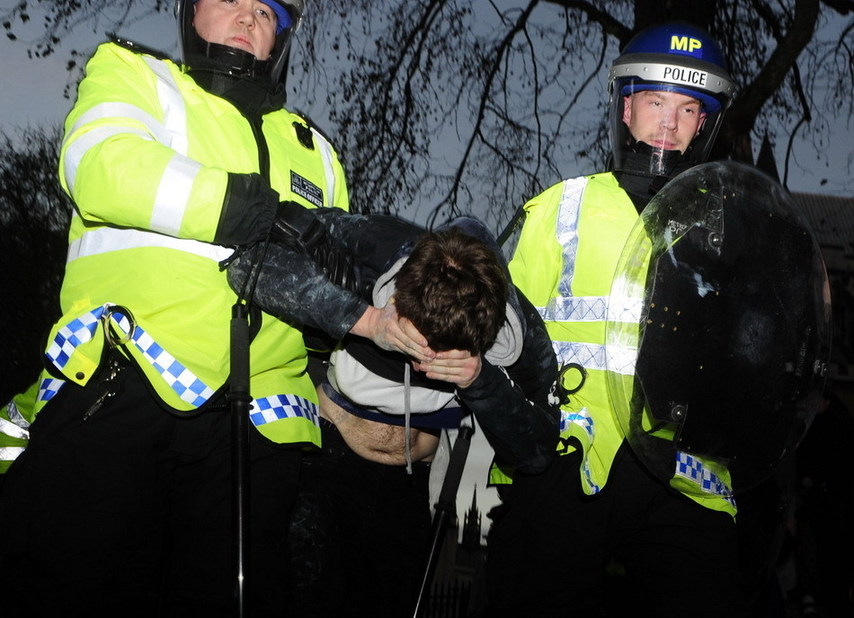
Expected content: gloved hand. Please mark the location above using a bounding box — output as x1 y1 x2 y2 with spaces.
269 200 328 252
270 201 359 293
214 172 279 247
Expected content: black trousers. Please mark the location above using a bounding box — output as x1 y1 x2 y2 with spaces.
486 445 749 618
285 419 433 618
0 355 300 618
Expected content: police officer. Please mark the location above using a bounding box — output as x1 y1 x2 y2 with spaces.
0 1 351 615
487 22 749 616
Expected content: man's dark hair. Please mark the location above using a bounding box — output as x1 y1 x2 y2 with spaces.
393 228 508 355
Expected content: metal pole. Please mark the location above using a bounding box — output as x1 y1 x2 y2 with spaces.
230 302 252 617
412 424 475 618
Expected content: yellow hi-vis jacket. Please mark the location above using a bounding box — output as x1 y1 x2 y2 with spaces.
508 173 736 517
1 42 349 461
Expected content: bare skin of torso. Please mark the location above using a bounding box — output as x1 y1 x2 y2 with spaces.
317 385 440 465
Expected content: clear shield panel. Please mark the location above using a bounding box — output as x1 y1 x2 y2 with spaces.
606 160 832 498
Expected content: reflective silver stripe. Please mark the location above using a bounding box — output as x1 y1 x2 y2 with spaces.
67 227 234 264
150 154 203 236
552 340 636 376
539 294 644 324
140 55 198 235
4 401 30 430
0 447 25 462
540 295 608 323
63 126 154 194
142 55 189 155
609 62 735 97
0 418 28 441
68 102 172 147
310 127 336 206
556 177 587 297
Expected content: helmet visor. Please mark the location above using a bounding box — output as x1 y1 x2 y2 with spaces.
609 76 727 177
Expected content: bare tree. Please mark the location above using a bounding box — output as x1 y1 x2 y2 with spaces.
0 127 72 402
3 0 852 228
295 0 854 228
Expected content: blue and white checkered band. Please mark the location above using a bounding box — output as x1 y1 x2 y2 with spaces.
675 451 737 507
560 408 601 493
250 394 320 429
38 377 67 403
581 459 601 494
46 307 105 369
46 305 215 408
561 408 594 439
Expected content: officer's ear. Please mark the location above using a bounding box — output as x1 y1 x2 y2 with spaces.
622 95 633 125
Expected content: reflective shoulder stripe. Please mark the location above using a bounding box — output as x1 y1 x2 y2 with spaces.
137 56 200 236
63 54 198 237
674 451 737 507
0 447 25 462
63 56 186 194
68 102 172 147
141 55 189 155
63 126 154 194
4 401 30 430
251 394 320 430
151 154 203 236
67 227 234 264
556 176 588 298
310 127 336 206
0 417 28 441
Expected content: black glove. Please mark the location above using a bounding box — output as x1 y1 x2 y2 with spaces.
271 201 359 293
214 173 279 247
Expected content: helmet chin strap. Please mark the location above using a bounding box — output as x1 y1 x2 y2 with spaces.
614 141 696 211
185 30 273 81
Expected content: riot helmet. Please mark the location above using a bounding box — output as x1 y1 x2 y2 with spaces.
608 22 735 187
175 0 304 85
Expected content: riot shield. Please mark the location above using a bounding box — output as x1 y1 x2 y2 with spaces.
606 160 832 498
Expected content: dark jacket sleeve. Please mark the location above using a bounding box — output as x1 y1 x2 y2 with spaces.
227 241 368 340
455 290 560 474
312 208 424 291
226 210 424 340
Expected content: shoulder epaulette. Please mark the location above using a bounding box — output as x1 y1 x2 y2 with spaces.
291 107 336 145
109 33 174 62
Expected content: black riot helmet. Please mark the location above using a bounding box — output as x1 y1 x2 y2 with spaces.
175 0 304 85
608 22 735 189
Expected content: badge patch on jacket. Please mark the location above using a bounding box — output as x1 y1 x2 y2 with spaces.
291 171 323 208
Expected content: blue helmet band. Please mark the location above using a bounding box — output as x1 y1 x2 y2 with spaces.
264 1 292 34
610 58 735 113
192 0 292 34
